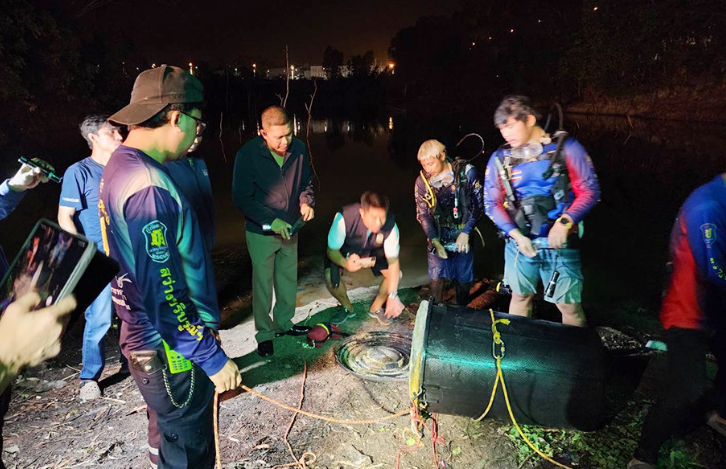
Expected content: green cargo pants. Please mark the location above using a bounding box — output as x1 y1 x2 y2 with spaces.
245 230 298 342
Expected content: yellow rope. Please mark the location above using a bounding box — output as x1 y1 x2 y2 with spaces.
420 170 436 209
475 309 573 469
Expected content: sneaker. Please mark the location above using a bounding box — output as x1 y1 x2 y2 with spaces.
79 380 102 401
275 324 311 337
707 412 726 438
368 309 392 326
331 307 355 325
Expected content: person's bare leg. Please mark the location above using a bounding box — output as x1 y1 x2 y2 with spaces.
509 292 534 317
324 268 354 311
557 302 586 327
370 271 390 313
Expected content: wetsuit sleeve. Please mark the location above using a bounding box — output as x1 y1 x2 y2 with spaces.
58 165 84 210
384 223 401 258
232 145 278 226
414 176 438 240
483 153 517 234
463 165 483 235
327 212 346 250
0 180 25 221
684 201 726 287
298 142 315 208
124 186 228 376
562 140 601 224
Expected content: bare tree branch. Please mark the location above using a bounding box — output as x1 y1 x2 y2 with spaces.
282 45 290 108
304 80 320 190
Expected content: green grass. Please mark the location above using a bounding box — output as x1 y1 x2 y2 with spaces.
504 400 705 468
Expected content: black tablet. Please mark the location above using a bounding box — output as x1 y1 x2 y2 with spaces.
0 219 118 318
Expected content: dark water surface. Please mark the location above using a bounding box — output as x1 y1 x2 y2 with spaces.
1 113 724 326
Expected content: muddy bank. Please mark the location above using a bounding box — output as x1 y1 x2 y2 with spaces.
566 85 726 123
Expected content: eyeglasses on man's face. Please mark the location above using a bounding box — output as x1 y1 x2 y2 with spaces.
180 111 207 138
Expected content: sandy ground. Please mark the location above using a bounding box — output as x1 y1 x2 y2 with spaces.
2 252 725 469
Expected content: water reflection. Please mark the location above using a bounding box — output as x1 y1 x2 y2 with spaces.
2 111 724 317
302 117 390 138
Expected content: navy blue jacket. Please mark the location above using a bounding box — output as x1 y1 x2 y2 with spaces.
232 136 314 234
167 156 216 251
0 179 26 279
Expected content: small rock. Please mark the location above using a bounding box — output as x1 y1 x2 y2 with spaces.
337 444 372 466
35 380 67 393
3 445 19 454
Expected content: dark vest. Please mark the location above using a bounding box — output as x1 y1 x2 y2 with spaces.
430 158 473 230
339 203 396 257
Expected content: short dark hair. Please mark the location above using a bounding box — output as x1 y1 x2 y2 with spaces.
131 102 204 130
360 191 389 212
79 114 113 149
494 95 541 127
261 106 291 129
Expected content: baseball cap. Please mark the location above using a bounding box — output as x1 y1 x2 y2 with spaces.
109 65 204 126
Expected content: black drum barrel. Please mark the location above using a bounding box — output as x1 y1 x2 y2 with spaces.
410 301 605 430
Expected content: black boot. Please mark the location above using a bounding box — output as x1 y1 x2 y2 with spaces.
455 282 472 306
430 279 445 304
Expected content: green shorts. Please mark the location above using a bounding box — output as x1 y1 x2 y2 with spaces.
503 239 583 304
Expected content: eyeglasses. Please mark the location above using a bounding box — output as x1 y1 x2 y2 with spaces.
179 111 207 138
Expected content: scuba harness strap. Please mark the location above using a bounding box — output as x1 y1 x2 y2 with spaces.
495 129 571 237
420 158 469 223
421 158 484 247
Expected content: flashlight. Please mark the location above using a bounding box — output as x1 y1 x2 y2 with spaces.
544 271 560 298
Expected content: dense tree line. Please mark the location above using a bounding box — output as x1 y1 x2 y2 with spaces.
0 0 144 146
388 0 726 112
3 0 724 146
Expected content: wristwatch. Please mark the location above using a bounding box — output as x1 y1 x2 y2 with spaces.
388 291 398 299
557 217 574 230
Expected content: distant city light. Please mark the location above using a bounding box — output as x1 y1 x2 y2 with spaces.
510 28 514 33
593 6 599 11
188 62 194 75
471 41 476 46
388 116 394 131
152 63 157 68
488 36 492 40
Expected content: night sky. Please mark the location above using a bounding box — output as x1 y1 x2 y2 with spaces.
74 0 463 67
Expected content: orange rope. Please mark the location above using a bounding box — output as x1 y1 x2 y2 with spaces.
241 384 413 424
397 400 446 469
214 391 221 469
275 362 314 469
214 381 413 468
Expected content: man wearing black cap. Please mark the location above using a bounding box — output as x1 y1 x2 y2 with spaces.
99 65 241 469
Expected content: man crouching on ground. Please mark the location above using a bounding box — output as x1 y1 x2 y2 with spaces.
325 191 405 326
